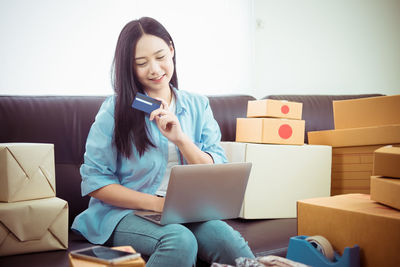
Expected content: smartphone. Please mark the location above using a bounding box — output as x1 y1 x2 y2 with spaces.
70 246 141 264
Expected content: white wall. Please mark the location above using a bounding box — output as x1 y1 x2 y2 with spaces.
1 0 399 98
253 0 400 98
0 0 253 96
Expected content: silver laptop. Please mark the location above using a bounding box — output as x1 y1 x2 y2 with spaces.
135 162 252 225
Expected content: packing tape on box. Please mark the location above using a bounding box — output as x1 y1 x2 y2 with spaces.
305 235 335 261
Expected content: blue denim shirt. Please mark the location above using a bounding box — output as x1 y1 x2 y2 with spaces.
71 88 227 244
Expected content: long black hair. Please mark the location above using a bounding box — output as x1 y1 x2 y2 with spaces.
112 17 178 158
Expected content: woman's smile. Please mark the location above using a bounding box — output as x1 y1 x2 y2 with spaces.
150 74 166 83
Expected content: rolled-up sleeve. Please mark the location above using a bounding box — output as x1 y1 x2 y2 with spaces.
199 98 228 164
80 97 120 196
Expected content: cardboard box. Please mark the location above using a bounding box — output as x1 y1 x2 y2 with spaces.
220 142 331 219
371 176 400 210
331 171 372 180
331 188 370 195
297 194 400 267
329 146 380 195
0 197 68 256
307 124 400 147
247 99 303 120
332 154 373 165
328 145 400 195
331 179 370 189
333 95 400 129
0 143 56 202
236 118 305 145
373 146 400 178
69 246 146 267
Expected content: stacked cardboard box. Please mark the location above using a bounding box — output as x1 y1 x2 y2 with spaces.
308 95 400 195
222 99 332 219
370 146 400 210
297 194 400 267
236 99 305 145
220 141 331 219
0 143 68 256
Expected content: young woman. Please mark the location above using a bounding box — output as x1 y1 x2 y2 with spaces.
71 17 254 266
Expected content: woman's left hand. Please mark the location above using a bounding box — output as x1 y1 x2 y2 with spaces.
149 98 184 144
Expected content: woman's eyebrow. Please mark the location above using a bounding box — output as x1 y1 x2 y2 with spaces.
135 49 165 60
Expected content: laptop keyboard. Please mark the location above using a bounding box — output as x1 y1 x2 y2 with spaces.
144 214 162 222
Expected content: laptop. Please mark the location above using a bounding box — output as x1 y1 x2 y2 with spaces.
135 162 252 225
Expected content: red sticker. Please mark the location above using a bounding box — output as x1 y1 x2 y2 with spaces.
278 124 292 139
281 105 289 114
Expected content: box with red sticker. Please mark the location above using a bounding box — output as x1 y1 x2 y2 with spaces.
247 99 302 120
236 118 305 145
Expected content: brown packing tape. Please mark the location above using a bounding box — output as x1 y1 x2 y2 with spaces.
305 235 335 261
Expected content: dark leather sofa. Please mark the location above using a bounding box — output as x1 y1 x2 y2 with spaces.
0 93 381 266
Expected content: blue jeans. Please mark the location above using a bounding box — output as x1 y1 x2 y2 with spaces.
107 213 254 267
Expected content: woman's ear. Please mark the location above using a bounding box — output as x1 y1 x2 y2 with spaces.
169 42 175 57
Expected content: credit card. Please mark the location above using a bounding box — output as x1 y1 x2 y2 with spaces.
131 92 162 114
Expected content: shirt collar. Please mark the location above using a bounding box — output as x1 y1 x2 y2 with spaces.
171 86 187 115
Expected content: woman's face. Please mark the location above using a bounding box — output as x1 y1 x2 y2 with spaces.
134 34 175 94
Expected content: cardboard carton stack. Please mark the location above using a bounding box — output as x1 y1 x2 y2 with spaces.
0 143 68 256
308 95 400 195
220 99 331 219
370 145 400 210
236 99 305 145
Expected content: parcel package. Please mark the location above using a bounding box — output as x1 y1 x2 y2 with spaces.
221 142 331 219
0 197 68 256
308 125 400 195
330 145 379 196
373 145 400 178
246 99 302 120
307 124 400 147
298 194 400 267
370 176 400 210
333 94 400 129
0 143 56 202
236 118 305 145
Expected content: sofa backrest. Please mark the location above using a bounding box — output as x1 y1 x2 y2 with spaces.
0 93 384 226
0 94 254 226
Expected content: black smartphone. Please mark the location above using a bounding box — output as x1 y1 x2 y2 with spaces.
70 246 141 264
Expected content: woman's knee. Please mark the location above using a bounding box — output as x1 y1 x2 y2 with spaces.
191 220 254 264
159 224 198 255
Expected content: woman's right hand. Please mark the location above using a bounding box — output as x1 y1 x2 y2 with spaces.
89 184 165 212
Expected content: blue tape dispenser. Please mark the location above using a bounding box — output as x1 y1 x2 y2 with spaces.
286 235 360 267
